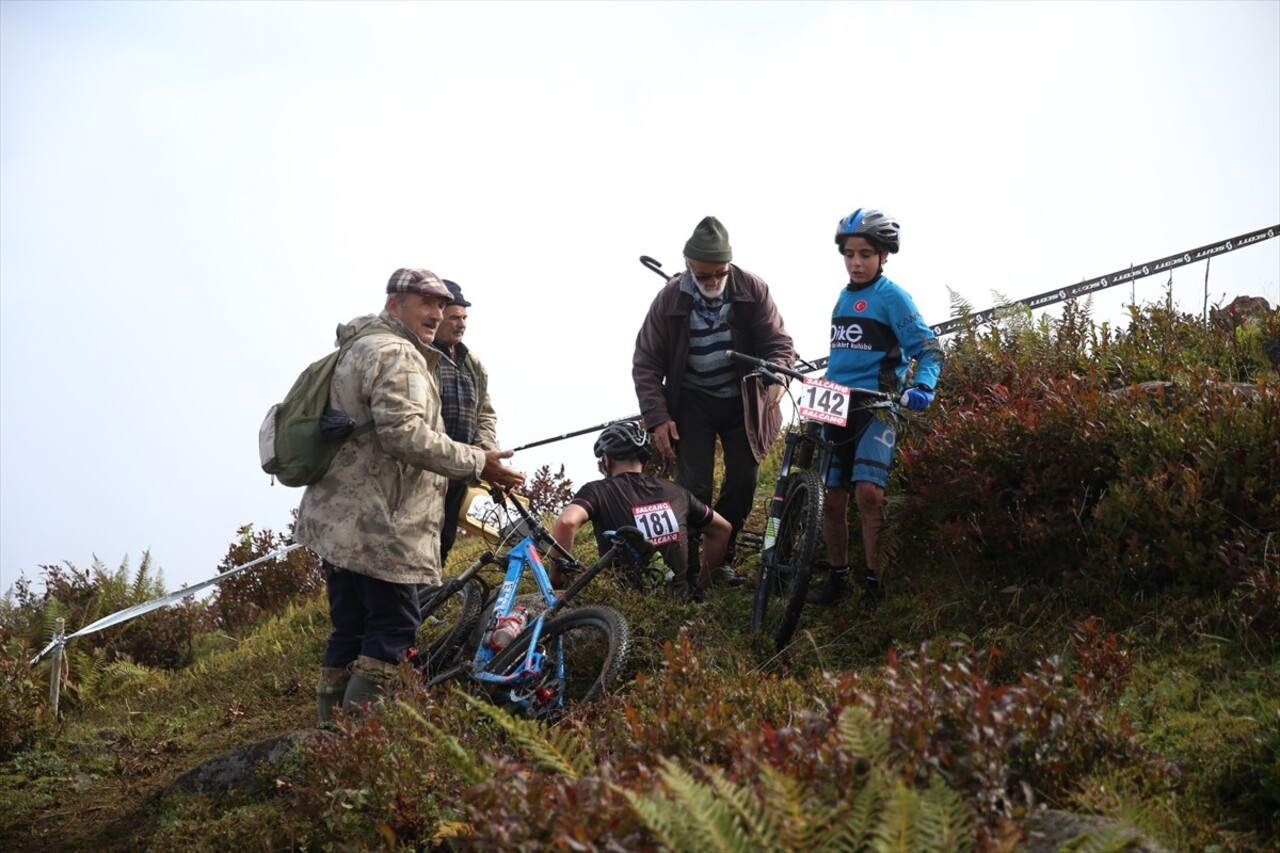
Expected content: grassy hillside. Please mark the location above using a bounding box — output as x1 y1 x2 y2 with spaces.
2 297 1277 851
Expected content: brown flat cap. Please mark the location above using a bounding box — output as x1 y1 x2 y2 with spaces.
386 268 451 298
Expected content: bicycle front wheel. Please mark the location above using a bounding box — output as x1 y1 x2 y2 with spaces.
751 470 823 651
487 605 631 718
414 577 486 681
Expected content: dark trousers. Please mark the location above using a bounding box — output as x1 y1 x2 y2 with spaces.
322 560 421 668
439 478 469 566
675 389 758 562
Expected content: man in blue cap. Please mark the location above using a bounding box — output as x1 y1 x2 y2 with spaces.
432 279 501 568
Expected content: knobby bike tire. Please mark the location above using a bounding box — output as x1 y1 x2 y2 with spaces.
414 578 486 682
485 605 631 719
751 470 823 651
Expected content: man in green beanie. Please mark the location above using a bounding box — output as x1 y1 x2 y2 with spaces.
633 216 795 585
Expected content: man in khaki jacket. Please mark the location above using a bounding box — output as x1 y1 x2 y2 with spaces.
297 268 524 722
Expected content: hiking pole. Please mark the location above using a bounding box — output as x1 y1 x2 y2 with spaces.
640 255 670 280
510 414 643 452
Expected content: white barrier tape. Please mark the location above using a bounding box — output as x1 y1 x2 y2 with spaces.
27 543 305 667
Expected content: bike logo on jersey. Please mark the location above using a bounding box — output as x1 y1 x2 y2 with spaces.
831 322 866 347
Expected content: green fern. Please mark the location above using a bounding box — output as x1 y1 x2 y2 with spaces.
947 288 975 322
400 701 487 785
916 775 975 853
129 551 166 601
63 646 108 707
755 764 821 851
820 774 886 853
619 708 978 853
40 599 70 643
838 706 889 767
872 780 922 852
989 289 1033 331
459 692 596 777
622 758 755 853
94 660 169 701
405 690 597 781
620 783 695 852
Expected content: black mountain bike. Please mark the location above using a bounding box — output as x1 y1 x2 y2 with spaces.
726 350 902 652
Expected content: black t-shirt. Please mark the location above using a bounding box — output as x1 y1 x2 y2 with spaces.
569 472 713 585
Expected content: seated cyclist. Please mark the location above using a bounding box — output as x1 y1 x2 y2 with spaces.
551 421 732 603
809 208 945 606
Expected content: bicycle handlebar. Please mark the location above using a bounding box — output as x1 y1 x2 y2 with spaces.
725 349 807 382
489 487 578 563
488 487 647 568
724 351 898 403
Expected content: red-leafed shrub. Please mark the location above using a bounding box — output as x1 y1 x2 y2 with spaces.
211 514 322 632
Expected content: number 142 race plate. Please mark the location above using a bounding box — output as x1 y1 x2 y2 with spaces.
797 377 852 427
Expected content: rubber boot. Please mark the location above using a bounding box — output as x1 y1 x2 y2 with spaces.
340 655 399 718
807 565 850 605
317 666 351 726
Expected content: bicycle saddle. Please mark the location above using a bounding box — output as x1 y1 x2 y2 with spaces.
608 526 656 563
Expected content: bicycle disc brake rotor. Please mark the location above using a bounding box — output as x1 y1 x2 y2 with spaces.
497 645 564 717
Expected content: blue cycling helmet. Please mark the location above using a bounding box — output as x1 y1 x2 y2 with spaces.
834 208 901 254
594 421 652 461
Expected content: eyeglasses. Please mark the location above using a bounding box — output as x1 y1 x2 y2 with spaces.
691 268 730 284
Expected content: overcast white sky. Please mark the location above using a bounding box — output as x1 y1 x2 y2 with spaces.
2 0 1277 597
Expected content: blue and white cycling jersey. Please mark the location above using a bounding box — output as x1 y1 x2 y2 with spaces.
826 274 944 394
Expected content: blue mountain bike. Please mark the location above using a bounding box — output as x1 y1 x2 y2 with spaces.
413 488 649 719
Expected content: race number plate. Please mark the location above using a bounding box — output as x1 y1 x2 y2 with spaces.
797 377 852 426
632 501 681 545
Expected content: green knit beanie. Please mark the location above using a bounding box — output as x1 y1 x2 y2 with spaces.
683 216 733 263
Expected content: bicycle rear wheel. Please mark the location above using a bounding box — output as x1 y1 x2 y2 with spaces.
414 578 486 681
486 605 630 719
751 470 823 651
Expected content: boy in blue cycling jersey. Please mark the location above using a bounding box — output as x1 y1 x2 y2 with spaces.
808 209 944 606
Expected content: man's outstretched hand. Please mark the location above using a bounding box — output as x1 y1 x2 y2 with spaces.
482 449 525 490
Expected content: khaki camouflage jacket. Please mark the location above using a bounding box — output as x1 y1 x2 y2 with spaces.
296 311 486 585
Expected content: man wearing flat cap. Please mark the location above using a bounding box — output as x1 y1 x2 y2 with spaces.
431 279 500 568
298 268 524 722
633 217 795 586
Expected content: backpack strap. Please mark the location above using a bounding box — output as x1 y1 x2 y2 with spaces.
338 326 402 440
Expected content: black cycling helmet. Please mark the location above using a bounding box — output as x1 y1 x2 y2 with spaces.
593 421 652 461
834 208 901 254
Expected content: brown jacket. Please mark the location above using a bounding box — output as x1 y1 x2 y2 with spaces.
632 266 795 462
296 311 486 586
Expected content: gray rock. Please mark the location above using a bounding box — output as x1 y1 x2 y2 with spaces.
160 729 334 800
1021 808 1169 852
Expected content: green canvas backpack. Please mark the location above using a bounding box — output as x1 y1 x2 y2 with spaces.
258 326 396 487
